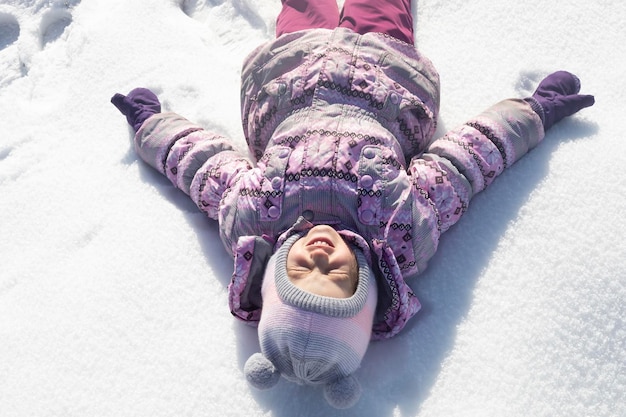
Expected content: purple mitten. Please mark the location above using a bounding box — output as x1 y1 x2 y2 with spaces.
524 71 595 131
111 88 161 132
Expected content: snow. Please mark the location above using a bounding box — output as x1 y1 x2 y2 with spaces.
1 0 624 416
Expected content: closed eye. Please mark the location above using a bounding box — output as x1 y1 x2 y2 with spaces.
287 266 311 280
287 266 350 282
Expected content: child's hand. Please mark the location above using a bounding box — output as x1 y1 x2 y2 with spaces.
525 71 595 131
111 88 161 133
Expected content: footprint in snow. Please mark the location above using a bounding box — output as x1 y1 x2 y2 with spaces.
40 7 74 48
0 0 80 88
179 0 269 37
0 12 20 51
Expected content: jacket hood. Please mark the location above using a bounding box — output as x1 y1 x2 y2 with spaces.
227 216 421 339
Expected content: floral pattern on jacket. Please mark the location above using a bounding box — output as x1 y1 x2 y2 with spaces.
133 28 544 340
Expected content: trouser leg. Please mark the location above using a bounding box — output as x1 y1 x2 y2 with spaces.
339 0 414 44
276 0 340 37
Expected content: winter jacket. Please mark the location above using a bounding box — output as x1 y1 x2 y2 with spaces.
133 28 544 340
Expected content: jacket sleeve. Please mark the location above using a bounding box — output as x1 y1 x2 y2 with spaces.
408 98 545 233
134 112 253 220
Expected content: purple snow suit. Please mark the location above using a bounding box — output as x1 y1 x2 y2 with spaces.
133 28 544 339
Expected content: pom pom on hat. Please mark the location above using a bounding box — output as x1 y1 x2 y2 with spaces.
244 352 280 390
324 375 362 409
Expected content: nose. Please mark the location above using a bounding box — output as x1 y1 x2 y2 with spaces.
309 250 330 271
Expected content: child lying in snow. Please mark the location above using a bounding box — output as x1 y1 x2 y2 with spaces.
111 0 594 409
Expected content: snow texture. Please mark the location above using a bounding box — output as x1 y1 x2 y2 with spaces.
1 0 624 416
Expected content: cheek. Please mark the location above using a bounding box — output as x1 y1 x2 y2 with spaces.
286 243 308 267
286 241 300 262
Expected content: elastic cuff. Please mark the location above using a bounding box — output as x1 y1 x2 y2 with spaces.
523 97 545 126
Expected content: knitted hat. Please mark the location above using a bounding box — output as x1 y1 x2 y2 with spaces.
244 232 377 409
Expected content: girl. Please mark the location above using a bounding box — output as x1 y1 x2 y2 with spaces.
111 0 594 409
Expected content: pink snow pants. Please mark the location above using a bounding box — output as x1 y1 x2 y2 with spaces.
276 0 414 45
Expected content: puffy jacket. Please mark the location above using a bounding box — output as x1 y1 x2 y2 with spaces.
133 28 544 339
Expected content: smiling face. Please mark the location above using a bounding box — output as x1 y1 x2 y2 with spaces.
286 225 359 299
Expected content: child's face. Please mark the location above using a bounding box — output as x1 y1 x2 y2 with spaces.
286 225 358 298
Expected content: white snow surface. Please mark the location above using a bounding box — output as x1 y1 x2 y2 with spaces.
1 0 624 416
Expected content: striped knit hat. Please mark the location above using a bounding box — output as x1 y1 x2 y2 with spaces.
244 232 377 409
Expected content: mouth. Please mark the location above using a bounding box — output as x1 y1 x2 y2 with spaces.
306 237 334 248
